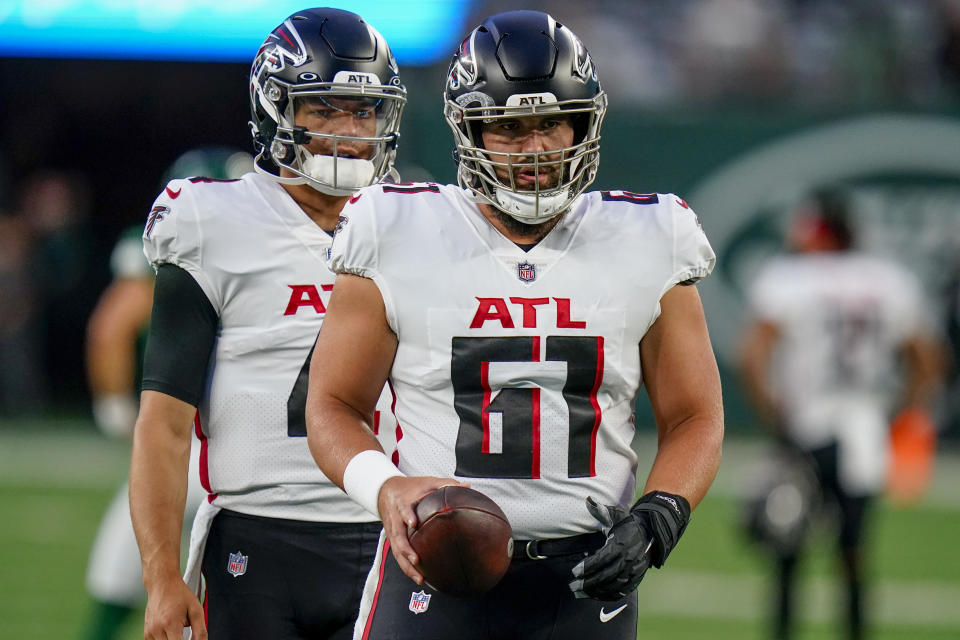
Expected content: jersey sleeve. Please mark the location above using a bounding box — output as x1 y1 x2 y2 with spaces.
141 179 221 311
327 187 382 279
666 194 716 288
140 263 218 406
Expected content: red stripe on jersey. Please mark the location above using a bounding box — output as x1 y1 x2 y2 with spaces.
388 380 402 466
480 361 491 454
531 388 541 479
360 539 391 640
531 337 541 478
588 336 605 476
193 412 217 501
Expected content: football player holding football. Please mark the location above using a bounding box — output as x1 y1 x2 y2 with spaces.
129 9 404 640
306 11 724 640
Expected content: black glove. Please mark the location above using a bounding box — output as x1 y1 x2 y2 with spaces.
569 491 691 601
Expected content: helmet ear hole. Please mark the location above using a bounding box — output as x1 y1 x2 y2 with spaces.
255 116 277 146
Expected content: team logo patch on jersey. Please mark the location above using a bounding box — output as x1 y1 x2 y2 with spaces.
227 551 248 578
409 590 431 614
333 215 349 237
144 205 169 238
517 262 537 283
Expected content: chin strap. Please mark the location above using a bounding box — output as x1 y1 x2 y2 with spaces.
301 154 376 193
256 152 379 196
493 187 570 224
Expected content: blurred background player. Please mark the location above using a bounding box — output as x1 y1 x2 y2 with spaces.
80 147 252 640
128 8 405 640
739 188 943 640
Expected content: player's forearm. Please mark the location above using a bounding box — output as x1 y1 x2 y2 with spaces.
86 316 139 395
86 280 153 395
739 336 778 425
130 431 190 585
643 411 723 509
306 395 384 489
901 336 944 409
129 393 195 587
87 324 140 437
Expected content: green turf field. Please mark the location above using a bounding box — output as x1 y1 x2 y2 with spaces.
1 423 957 639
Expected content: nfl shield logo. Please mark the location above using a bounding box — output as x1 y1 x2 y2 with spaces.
408 590 431 614
517 262 536 283
227 551 248 578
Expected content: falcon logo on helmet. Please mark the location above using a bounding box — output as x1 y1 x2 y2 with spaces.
448 32 480 92
258 22 308 74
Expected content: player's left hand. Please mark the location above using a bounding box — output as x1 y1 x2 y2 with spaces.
569 491 690 601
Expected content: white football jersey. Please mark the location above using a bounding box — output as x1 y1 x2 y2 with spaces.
747 252 927 492
330 184 714 538
143 172 397 522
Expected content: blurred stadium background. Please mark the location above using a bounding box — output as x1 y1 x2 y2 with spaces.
1 1 958 638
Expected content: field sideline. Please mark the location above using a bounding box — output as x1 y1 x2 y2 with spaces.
1 421 957 639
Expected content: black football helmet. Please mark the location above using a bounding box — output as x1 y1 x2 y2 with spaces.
250 8 406 196
443 11 607 223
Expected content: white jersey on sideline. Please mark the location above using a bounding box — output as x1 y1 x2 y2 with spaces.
747 251 927 493
329 183 714 538
144 172 397 523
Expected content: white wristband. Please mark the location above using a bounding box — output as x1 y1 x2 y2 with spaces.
342 449 405 518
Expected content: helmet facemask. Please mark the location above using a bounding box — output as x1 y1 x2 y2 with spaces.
446 94 607 223
254 76 405 196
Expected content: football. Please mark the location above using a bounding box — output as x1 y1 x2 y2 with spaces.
409 485 513 597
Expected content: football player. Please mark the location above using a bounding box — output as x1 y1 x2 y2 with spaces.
128 9 405 640
305 11 724 640
739 189 942 640
81 147 251 640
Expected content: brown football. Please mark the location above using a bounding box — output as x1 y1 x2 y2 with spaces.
408 485 513 597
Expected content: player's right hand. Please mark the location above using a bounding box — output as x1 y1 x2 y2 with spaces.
377 475 468 586
143 575 207 640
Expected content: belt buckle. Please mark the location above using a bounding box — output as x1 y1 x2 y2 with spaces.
525 540 548 560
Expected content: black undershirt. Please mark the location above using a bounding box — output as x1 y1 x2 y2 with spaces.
141 263 219 407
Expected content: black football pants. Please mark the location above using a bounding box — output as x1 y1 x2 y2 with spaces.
201 509 382 639
358 532 639 640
